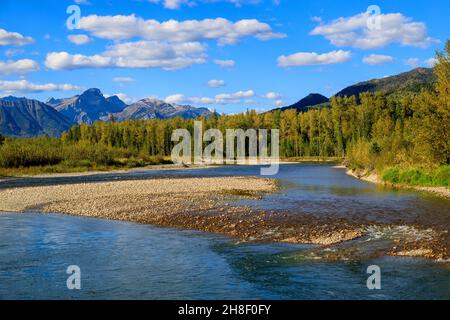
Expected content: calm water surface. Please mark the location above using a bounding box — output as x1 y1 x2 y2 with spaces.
0 164 449 299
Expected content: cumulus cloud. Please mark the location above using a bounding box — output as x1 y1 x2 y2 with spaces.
214 59 236 68
105 41 206 69
263 91 281 99
311 12 438 49
0 59 39 75
67 34 93 45
164 93 216 105
164 89 255 106
0 28 34 46
77 15 285 45
215 89 255 100
0 80 81 93
362 54 394 65
207 79 225 88
45 41 207 70
277 50 351 67
164 94 187 104
45 52 113 70
44 15 282 72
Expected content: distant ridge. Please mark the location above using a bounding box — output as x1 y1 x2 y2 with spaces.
108 98 213 121
0 97 73 137
335 67 435 98
269 67 436 114
273 93 329 113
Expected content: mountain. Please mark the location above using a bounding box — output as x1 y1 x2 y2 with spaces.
106 95 127 111
335 67 435 98
47 88 127 124
0 97 73 137
269 67 435 114
108 98 213 121
274 93 329 113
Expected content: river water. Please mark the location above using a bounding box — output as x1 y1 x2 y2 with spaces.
0 164 449 299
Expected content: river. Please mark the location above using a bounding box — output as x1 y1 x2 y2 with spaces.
0 164 449 299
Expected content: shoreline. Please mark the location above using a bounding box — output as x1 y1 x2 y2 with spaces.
0 177 364 246
0 163 217 181
345 168 450 199
0 158 340 180
0 175 448 262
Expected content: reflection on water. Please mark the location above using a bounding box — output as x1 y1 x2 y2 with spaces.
0 164 449 299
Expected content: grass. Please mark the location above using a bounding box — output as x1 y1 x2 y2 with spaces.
382 165 450 187
0 156 173 177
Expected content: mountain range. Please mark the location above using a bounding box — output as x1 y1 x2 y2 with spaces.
0 67 436 138
108 98 212 122
276 67 435 112
1 89 214 137
47 88 127 124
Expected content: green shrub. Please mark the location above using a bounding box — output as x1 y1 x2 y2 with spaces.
0 138 63 168
382 166 450 187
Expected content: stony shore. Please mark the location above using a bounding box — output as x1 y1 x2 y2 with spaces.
0 176 369 247
1 175 448 261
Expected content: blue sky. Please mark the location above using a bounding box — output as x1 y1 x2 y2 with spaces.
0 0 448 113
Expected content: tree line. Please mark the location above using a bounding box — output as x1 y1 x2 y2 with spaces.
0 41 449 178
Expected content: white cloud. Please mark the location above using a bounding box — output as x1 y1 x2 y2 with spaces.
425 57 437 67
113 77 135 83
105 41 206 70
207 79 225 88
214 59 236 68
0 80 81 93
362 54 394 65
67 34 93 45
113 93 135 104
45 40 207 70
278 50 351 67
165 94 186 104
164 93 216 105
215 89 255 100
150 0 267 10
263 91 281 99
44 15 283 72
45 52 113 70
0 28 34 46
78 15 285 45
0 59 39 75
311 12 438 49
164 89 255 106
404 58 420 68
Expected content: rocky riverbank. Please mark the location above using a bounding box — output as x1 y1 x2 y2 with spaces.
0 176 448 261
0 176 364 246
